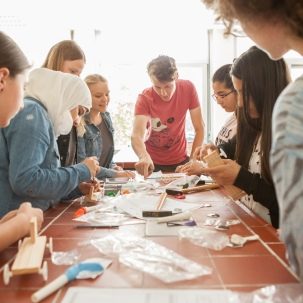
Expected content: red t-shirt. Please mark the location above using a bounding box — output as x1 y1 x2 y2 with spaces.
135 79 200 165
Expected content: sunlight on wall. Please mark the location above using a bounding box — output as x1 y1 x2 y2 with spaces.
1 0 216 148
3 1 302 149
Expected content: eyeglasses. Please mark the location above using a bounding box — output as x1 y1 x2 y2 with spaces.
212 90 235 101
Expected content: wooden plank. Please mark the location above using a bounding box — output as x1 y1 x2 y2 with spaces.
203 150 245 200
11 236 46 275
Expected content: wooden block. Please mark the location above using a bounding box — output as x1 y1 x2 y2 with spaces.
11 236 47 275
203 150 245 200
30 217 37 243
84 186 99 204
88 186 94 200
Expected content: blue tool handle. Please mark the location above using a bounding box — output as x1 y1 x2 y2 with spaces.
65 262 103 281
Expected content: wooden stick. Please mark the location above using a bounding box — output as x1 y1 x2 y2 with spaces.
88 186 94 200
156 192 168 210
181 183 219 194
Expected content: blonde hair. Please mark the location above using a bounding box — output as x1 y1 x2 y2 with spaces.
84 74 107 86
77 74 108 138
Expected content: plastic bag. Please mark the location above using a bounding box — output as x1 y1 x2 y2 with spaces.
91 231 212 283
179 227 230 251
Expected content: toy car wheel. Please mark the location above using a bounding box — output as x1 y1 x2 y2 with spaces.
41 261 48 281
47 237 53 254
3 264 11 285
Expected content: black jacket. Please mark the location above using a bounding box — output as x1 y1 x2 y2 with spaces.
218 136 279 228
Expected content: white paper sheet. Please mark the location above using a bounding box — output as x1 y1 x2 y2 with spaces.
113 193 201 219
62 287 234 303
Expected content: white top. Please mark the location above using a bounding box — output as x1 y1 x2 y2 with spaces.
215 113 237 146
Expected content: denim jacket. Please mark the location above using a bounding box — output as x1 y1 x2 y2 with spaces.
77 112 116 179
0 98 91 216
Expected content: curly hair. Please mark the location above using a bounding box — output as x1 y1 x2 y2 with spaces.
201 0 303 38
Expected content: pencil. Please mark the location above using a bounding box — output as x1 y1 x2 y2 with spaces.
156 192 168 210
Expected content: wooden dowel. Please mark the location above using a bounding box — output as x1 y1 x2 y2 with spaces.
181 183 219 194
156 192 168 210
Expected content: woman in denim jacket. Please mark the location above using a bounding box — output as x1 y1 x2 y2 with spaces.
0 68 100 217
77 74 134 180
0 31 45 251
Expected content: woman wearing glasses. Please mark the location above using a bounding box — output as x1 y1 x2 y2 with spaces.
176 64 236 173
211 64 237 146
180 47 290 228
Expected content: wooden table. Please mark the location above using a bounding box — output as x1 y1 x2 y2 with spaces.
0 189 299 302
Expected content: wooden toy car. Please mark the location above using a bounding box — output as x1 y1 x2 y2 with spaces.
3 217 53 285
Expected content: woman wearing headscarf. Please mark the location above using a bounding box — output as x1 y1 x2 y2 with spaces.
0 68 99 216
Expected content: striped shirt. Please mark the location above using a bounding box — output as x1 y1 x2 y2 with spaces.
270 75 303 280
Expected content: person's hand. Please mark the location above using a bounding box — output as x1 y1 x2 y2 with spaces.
135 155 154 178
116 170 136 179
112 165 123 171
193 143 217 161
17 202 44 232
79 179 102 195
82 156 100 178
178 161 204 176
175 162 189 173
200 159 241 185
175 161 192 173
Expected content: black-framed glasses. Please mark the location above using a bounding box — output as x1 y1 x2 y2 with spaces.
212 90 235 101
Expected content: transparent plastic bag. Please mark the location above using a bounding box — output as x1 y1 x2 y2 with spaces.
51 249 81 265
73 204 132 226
91 231 212 283
179 227 230 251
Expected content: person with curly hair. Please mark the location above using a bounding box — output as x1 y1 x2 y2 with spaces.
200 0 303 280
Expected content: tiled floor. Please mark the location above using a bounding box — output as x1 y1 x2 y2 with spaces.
0 190 299 303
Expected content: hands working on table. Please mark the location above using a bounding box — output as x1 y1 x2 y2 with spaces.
176 143 241 187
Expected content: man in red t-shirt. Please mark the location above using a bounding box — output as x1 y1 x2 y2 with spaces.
131 55 205 177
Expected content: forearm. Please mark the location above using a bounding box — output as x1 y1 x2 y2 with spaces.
10 163 90 200
0 213 29 252
131 136 150 160
96 167 116 179
189 130 204 159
